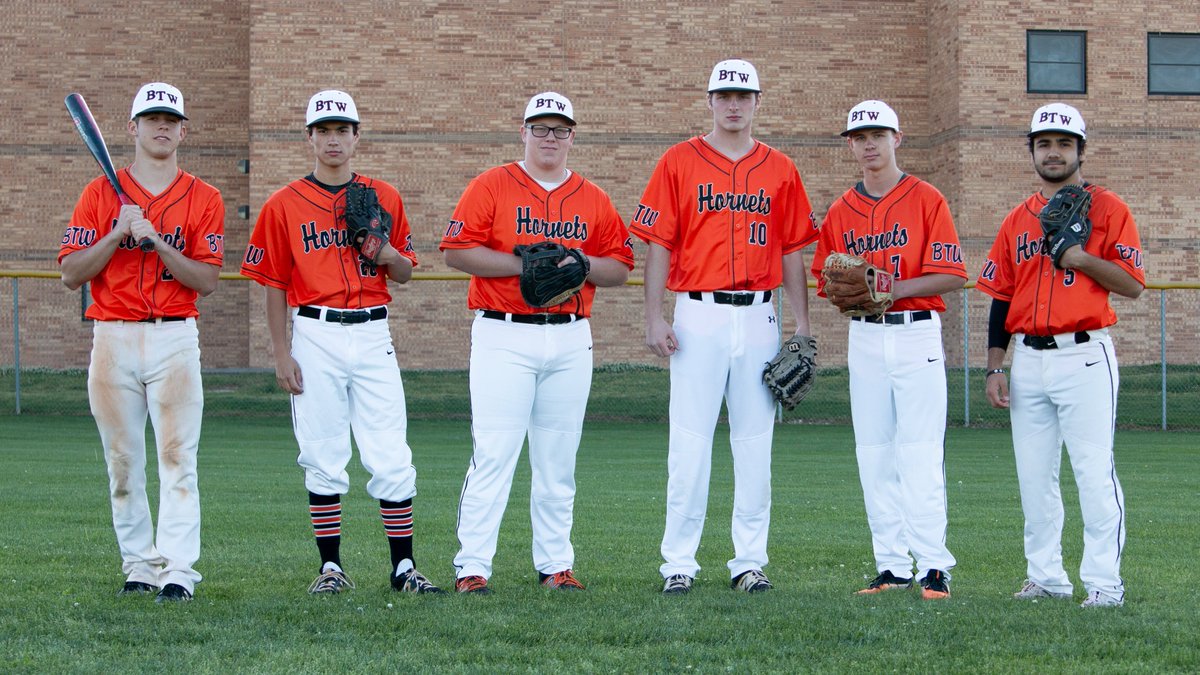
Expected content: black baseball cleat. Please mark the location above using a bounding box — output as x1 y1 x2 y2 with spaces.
155 583 193 603
855 570 914 595
118 581 158 597
919 569 951 600
391 567 446 594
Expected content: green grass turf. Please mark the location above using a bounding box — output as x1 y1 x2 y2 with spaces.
4 363 1200 430
1 417 1197 672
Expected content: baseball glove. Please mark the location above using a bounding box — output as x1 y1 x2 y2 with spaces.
513 241 590 308
1040 184 1092 269
340 182 392 265
762 335 818 410
821 252 894 317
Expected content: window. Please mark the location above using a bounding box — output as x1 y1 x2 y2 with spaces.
1149 33 1200 95
1027 31 1087 94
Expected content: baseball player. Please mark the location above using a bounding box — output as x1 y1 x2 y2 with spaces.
976 103 1144 608
630 60 817 595
59 82 224 603
441 92 634 594
811 100 967 600
241 90 443 595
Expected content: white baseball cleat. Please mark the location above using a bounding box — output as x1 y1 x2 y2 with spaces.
1080 590 1124 608
1013 580 1071 600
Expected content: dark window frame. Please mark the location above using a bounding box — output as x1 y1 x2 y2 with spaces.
1027 30 1088 94
1148 32 1200 96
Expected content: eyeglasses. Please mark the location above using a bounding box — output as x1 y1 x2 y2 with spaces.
525 124 574 140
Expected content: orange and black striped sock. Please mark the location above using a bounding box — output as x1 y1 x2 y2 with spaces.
380 498 414 570
309 492 342 568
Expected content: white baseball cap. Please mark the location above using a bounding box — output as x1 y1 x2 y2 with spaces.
131 82 187 120
708 59 761 93
842 100 900 136
306 90 360 126
1029 103 1086 140
524 92 575 125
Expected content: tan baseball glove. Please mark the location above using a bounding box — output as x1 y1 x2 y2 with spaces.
821 252 894 317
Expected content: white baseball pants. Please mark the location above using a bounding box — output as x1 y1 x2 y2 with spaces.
1010 329 1125 600
88 318 203 593
289 307 416 502
848 311 956 579
454 314 593 580
660 293 778 580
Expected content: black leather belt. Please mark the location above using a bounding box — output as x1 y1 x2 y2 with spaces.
298 305 388 324
480 310 581 325
137 316 186 323
687 290 772 306
852 310 933 325
1023 332 1091 350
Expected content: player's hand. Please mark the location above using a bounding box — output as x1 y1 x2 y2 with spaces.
986 372 1009 409
645 316 678 358
275 355 304 395
128 216 159 249
114 204 143 237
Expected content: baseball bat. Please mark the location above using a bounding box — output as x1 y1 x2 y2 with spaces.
64 93 154 252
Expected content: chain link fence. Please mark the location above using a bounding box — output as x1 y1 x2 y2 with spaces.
3 272 1197 430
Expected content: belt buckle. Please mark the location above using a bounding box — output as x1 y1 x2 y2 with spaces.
336 310 369 325
730 293 753 307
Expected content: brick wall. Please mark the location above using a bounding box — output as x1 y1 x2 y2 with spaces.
3 0 1196 370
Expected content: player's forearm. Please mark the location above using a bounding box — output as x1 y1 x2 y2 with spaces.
586 256 629 287
378 246 414 284
59 231 123 290
157 248 220 296
1061 250 1144 299
444 246 523 278
986 346 1008 371
265 286 292 359
781 250 811 335
893 273 966 301
642 244 671 322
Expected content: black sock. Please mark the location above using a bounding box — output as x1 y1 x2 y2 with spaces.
309 492 342 569
380 498 414 571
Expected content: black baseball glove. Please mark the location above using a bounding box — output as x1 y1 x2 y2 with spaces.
341 182 392 265
513 241 590 308
762 335 818 410
1040 184 1092 269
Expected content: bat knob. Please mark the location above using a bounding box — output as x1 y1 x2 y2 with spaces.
139 238 156 252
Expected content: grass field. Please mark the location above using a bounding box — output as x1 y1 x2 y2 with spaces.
2 416 1197 673
4 363 1200 429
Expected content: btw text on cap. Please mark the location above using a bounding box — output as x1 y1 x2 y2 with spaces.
1029 103 1086 140
842 100 900 136
131 82 187 120
524 92 575 124
708 59 761 93
307 90 360 126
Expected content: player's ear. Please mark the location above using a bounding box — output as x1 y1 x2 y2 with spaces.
128 119 138 136
893 130 903 148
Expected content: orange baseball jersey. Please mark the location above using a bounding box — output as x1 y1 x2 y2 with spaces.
59 168 225 321
241 174 418 308
976 184 1145 335
812 174 966 313
629 137 817 292
439 164 634 316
